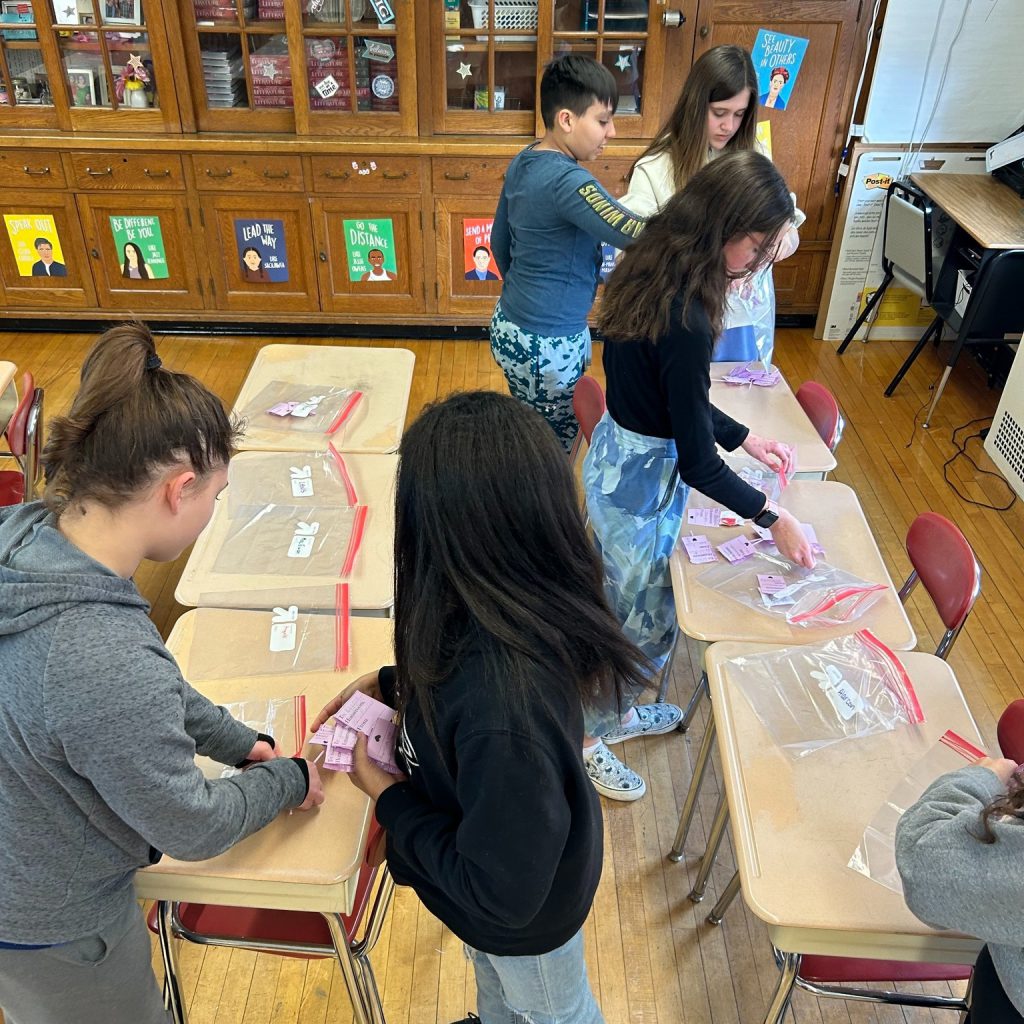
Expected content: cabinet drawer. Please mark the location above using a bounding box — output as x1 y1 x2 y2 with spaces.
193 154 305 192
432 157 509 195
590 158 634 200
311 156 424 194
68 152 185 190
0 150 67 189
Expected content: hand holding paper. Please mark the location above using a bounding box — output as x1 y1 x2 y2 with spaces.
309 688 403 777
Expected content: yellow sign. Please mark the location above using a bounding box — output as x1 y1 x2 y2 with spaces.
4 214 67 277
857 285 934 327
863 173 893 191
755 120 773 161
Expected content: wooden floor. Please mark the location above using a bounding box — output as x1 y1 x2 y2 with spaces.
2 326 1021 1024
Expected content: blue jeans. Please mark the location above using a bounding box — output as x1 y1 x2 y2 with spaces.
466 929 604 1024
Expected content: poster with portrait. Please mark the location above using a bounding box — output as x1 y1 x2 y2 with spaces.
752 29 808 112
462 218 501 282
344 218 398 282
108 214 169 279
233 218 290 283
4 214 67 277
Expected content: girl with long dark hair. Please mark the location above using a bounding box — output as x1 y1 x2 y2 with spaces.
312 390 649 1024
579 151 815 800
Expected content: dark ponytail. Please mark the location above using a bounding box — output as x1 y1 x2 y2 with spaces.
43 322 240 515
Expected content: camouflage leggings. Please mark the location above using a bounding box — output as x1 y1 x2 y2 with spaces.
489 302 591 453
582 413 688 735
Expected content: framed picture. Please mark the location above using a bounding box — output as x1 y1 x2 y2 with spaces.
67 66 97 106
102 0 141 25
0 1 37 41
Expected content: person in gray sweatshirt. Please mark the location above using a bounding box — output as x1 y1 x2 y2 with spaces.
0 322 325 1024
896 755 1024 1021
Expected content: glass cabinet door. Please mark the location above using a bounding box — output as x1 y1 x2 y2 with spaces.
433 0 541 134
0 1 56 127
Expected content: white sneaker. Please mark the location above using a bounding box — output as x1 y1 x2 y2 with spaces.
602 703 683 745
584 741 646 801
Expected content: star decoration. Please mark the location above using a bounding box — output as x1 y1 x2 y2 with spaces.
260 61 279 81
127 53 145 74
615 53 631 72
456 62 472 80
62 4 75 18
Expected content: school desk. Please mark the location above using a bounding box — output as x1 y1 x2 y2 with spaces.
0 361 16 430
176 451 396 613
704 640 983 1023
709 363 837 479
134 611 393 1024
233 344 415 453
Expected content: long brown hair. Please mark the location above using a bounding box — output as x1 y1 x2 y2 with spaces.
632 45 758 192
600 150 793 342
974 778 1024 844
43 321 240 514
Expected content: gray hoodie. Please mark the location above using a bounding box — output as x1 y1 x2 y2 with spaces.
896 764 1024 1012
0 502 308 945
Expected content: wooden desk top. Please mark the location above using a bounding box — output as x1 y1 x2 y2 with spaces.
0 362 16 429
710 363 836 476
912 172 1024 250
233 344 415 454
176 451 397 611
134 612 394 913
0 362 15 394
670 480 916 650
707 641 983 963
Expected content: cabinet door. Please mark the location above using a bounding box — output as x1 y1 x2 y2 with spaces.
0 3 58 129
76 193 205 311
311 196 424 315
0 189 96 307
202 194 320 313
435 197 504 317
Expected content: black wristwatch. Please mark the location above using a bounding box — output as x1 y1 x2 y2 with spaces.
752 500 779 530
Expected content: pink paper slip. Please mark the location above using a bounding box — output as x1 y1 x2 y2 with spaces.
336 691 396 733
718 536 757 563
681 534 718 564
757 573 787 596
687 507 722 528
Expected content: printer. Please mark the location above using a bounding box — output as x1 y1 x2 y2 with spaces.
987 124 1024 197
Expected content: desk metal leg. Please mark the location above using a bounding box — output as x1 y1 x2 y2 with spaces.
656 630 679 703
923 364 954 428
157 901 188 1024
688 793 728 903
668 717 716 862
324 914 374 1024
680 671 708 733
764 951 800 1024
707 870 741 925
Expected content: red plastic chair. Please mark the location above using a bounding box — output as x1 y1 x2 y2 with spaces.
898 512 982 660
568 374 606 463
147 817 394 1024
0 373 44 506
795 380 845 453
997 699 1024 763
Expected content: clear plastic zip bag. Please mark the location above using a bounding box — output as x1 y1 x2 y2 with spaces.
211 504 368 579
727 629 924 758
713 265 777 366
848 730 986 892
225 445 360 518
687 452 788 511
235 380 364 436
197 695 308 780
699 551 886 627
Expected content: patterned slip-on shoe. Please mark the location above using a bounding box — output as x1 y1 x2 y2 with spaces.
584 741 646 801
602 702 684 745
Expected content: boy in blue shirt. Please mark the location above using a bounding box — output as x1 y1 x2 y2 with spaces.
490 55 647 452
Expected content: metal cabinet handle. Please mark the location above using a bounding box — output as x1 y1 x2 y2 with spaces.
144 168 171 178
90 248 99 258
205 168 233 179
22 165 51 176
382 170 408 180
662 9 685 27
263 169 290 179
319 251 327 262
699 24 709 38
86 166 113 177
324 170 350 180
444 171 470 181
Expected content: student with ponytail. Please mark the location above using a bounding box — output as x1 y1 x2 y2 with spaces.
0 323 324 1024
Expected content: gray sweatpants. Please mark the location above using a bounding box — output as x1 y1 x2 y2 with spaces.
0 899 171 1024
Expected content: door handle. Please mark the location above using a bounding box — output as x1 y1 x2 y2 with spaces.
662 9 685 27
699 24 709 38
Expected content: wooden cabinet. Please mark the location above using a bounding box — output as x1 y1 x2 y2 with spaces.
434 196 503 317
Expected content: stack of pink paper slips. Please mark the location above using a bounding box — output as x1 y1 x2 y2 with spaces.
310 690 403 774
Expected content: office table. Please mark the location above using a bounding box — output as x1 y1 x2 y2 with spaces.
176 451 397 613
135 611 393 1024
710 363 836 479
233 344 415 453
705 640 984 1022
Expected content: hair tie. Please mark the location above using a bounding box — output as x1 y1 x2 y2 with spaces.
145 353 162 371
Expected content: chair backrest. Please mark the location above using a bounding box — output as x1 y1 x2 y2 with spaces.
3 372 35 458
572 375 606 446
997 700 1024 762
959 248 1024 341
899 512 981 659
794 381 844 452
883 181 933 300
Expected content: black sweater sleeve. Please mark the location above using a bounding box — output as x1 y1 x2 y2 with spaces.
660 308 766 520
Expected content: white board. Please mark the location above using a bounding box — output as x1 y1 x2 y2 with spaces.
862 0 1024 146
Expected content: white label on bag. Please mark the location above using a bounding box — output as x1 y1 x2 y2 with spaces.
290 465 314 498
290 395 325 418
812 665 866 721
269 605 299 652
287 521 320 558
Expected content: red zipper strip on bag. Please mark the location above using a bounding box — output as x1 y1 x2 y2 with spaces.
788 584 887 624
335 583 350 670
856 629 925 724
940 729 986 761
340 505 368 578
327 442 359 505
326 390 363 436
290 695 308 757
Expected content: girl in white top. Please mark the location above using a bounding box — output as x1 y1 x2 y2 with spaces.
620 45 804 364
